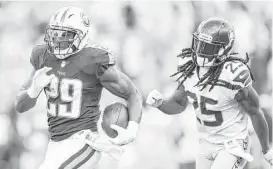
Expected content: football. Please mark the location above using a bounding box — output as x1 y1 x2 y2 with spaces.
101 102 129 138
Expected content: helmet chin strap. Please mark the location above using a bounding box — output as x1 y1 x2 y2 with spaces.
202 57 205 67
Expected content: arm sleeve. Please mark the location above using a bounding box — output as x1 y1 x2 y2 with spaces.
30 46 41 70
221 61 253 99
96 51 116 79
230 63 252 90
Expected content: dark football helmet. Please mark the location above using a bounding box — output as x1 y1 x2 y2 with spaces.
191 17 235 67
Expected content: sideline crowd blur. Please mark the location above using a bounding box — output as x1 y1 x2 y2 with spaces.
0 1 271 169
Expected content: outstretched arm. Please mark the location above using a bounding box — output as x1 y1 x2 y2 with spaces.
100 66 142 145
15 69 37 113
146 84 188 115
235 85 272 164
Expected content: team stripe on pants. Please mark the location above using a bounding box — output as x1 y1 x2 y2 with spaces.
59 144 96 169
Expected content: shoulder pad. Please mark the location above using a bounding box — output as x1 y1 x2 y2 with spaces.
85 44 116 65
90 44 113 53
221 61 252 90
82 45 116 76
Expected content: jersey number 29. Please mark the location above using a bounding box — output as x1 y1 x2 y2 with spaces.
45 77 83 118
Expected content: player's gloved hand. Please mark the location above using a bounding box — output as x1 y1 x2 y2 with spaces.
146 89 163 108
109 121 139 146
27 67 55 98
263 149 273 165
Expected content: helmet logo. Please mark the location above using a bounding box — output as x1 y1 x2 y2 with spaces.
61 61 67 68
81 12 90 27
199 33 212 42
205 24 221 34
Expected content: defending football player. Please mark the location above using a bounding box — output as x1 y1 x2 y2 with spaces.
146 17 272 169
15 6 142 169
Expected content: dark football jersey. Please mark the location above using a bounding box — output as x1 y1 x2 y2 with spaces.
30 44 115 141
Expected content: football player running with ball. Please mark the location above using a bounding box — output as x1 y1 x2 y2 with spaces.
15 6 142 169
146 17 272 169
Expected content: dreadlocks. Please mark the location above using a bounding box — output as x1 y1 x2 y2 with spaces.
171 48 254 91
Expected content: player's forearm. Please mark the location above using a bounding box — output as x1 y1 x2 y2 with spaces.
15 90 38 113
158 97 186 115
249 107 270 152
127 89 142 123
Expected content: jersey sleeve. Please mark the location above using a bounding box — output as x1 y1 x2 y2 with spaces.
220 61 253 98
95 47 116 78
232 67 252 89
226 61 252 89
30 45 45 70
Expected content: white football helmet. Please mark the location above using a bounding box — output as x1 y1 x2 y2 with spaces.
44 6 91 59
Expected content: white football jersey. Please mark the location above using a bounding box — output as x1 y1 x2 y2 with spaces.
182 60 252 144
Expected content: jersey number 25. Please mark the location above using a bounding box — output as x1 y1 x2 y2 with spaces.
187 91 223 127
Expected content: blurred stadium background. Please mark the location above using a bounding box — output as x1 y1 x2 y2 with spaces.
0 1 272 169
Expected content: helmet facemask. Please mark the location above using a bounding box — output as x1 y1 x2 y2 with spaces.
45 26 87 59
191 33 230 67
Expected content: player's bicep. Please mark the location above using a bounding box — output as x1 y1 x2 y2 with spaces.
100 66 135 99
161 84 188 112
171 84 188 108
157 84 188 115
235 85 260 115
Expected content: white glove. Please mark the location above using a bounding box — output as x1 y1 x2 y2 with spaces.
109 121 139 146
27 67 55 98
263 149 273 165
146 89 163 108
